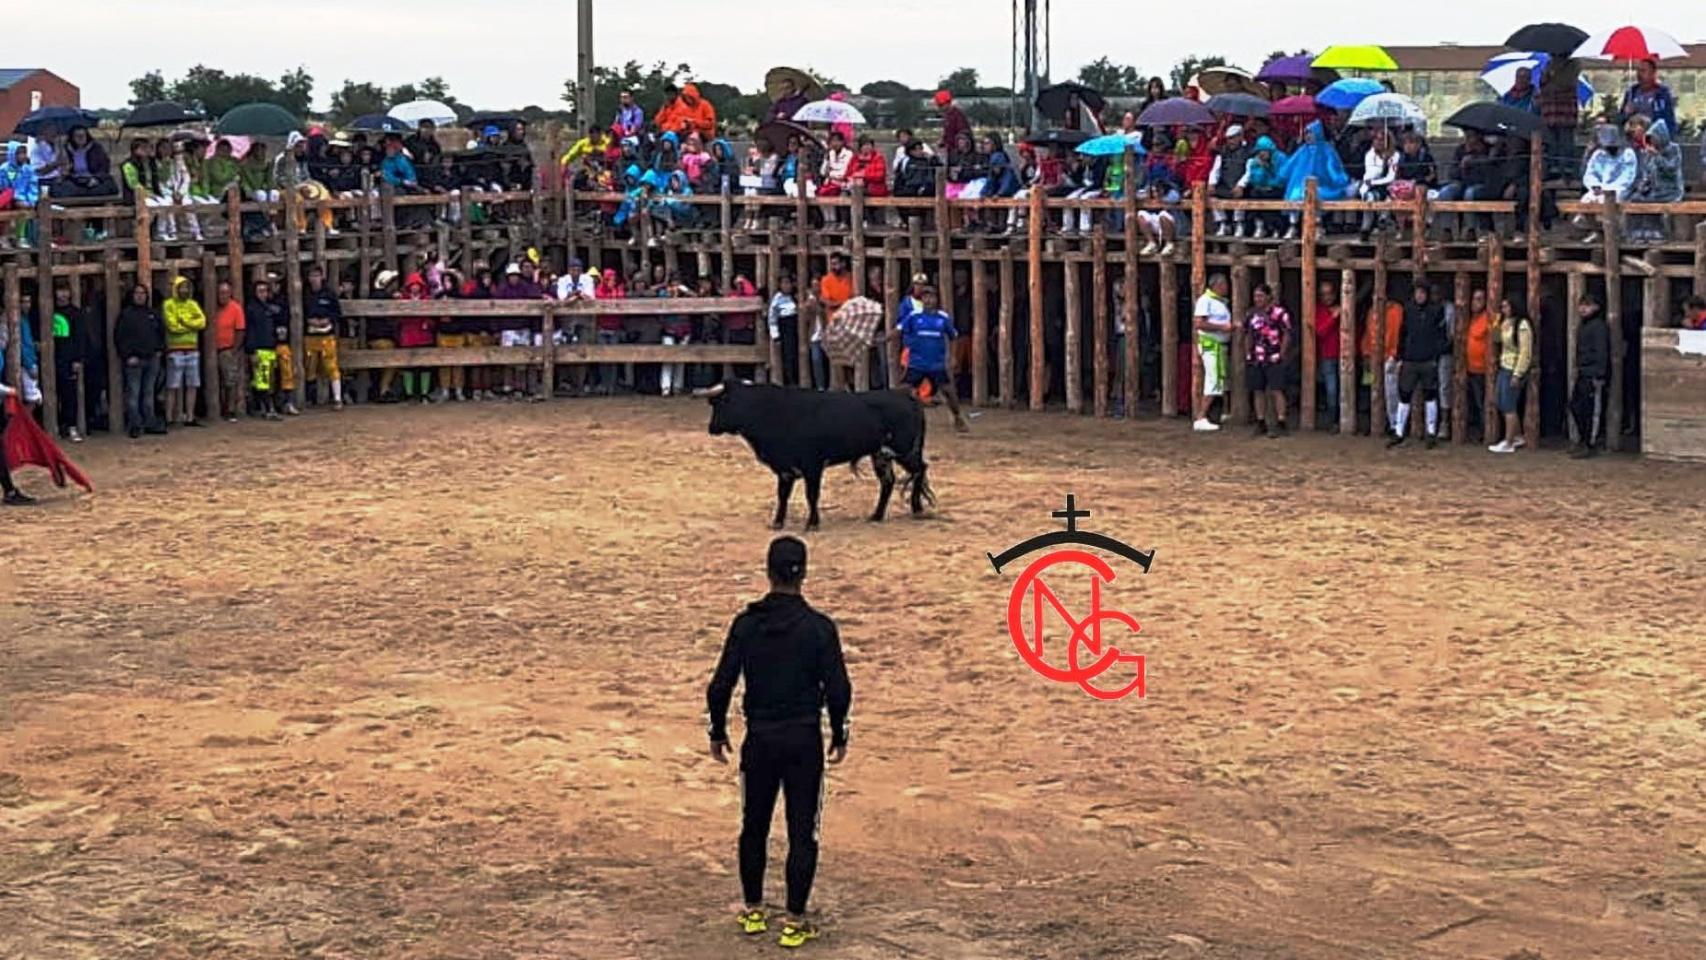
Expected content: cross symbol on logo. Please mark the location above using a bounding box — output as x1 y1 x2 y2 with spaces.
1051 494 1091 533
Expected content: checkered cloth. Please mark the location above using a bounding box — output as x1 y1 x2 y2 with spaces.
823 297 884 367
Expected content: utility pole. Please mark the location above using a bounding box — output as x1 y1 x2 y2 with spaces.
576 0 595 129
1020 0 1045 132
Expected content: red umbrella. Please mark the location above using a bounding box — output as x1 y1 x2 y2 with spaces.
1269 95 1320 117
1572 26 1687 62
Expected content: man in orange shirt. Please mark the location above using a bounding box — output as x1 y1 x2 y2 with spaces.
1462 289 1492 437
1361 295 1402 437
211 280 246 422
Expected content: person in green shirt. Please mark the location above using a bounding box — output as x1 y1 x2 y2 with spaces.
240 142 279 203
202 138 243 199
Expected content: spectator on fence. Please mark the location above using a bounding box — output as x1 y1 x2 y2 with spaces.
1569 295 1611 458
1387 282 1448 449
655 272 694 397
592 267 627 393
53 126 118 200
1463 289 1491 437
48 286 84 442
1619 58 1676 134
768 77 810 125
1191 274 1232 432
395 272 438 403
1358 129 1399 240
1431 132 1485 239
894 139 938 199
494 262 544 399
1061 149 1104 235
1578 124 1637 244
2 140 42 249
1686 294 1706 331
766 272 800 386
1005 143 1050 234
848 135 889 213
29 124 59 192
1279 121 1350 239
1233 136 1285 239
1140 77 1167 117
203 138 243 199
114 282 166 437
1500 67 1539 114
1537 60 1581 179
1488 296 1533 454
161 277 206 429
212 281 245 422
1209 124 1251 238
615 90 645 138
381 134 420 193
121 139 172 239
658 84 717 140
0 292 38 405
1314 279 1342 431
935 92 970 155
275 132 337 236
241 141 279 205
300 266 344 410
159 139 207 242
1630 119 1682 244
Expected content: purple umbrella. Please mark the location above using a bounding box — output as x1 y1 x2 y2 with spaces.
1256 54 1340 88
1136 97 1215 127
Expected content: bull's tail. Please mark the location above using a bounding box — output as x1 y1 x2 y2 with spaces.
850 457 865 479
900 467 937 508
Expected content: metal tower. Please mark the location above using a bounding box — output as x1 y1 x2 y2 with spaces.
1012 0 1049 132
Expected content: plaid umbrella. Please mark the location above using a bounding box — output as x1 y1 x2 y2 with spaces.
824 297 884 367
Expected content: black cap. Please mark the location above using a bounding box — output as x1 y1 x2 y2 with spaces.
767 536 808 584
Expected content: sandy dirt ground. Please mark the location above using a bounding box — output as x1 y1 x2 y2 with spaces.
2 396 1705 960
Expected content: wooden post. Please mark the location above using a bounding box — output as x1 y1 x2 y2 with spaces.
457 192 475 278
1300 179 1320 430
907 215 924 285
1372 232 1390 438
540 305 556 399
1189 185 1207 295
68 277 85 440
3 265 18 395
971 255 989 407
103 248 122 431
200 252 221 421
1485 238 1505 444
1566 270 1584 446
380 182 400 276
720 192 736 293
883 247 901 385
1064 255 1082 414
999 246 1016 409
356 174 374 294
1339 267 1356 435
1123 148 1141 417
564 178 578 266
1091 227 1109 418
281 187 307 410
934 167 950 250
1694 221 1706 301
794 183 811 386
1027 184 1045 410
1524 132 1544 451
37 196 59 435
226 186 247 301
1452 270 1470 443
765 240 783 381
1229 263 1250 423
312 197 329 276
1189 186 1208 423
1603 194 1624 452
1160 259 1178 417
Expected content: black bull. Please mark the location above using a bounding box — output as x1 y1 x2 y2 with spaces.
699 381 936 530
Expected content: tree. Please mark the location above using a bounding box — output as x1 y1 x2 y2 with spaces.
938 68 980 96
1074 57 1143 96
276 66 315 117
170 66 281 118
129 70 168 107
329 81 388 125
890 96 923 132
1170 55 1231 94
860 80 914 99
563 59 693 127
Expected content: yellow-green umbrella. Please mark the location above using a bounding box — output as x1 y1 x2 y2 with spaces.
1312 45 1399 72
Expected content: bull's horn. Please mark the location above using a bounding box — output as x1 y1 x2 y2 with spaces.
739 378 753 386
693 383 727 398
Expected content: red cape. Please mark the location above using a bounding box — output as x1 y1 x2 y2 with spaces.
4 395 93 492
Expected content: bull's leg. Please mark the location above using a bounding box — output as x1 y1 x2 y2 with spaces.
901 457 930 516
870 454 897 522
803 467 824 531
773 474 795 530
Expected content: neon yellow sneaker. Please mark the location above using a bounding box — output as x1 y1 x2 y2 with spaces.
777 919 819 948
737 908 768 935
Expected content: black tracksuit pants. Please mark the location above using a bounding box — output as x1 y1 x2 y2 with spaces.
1572 374 1607 449
739 723 824 915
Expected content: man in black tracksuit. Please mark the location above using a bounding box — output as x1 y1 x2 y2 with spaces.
1570 296 1612 458
1389 283 1450 449
706 536 852 950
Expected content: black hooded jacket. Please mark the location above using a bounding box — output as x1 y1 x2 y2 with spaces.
113 303 164 360
1399 299 1450 362
1577 311 1610 380
706 592 852 748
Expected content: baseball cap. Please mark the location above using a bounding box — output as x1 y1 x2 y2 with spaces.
505 263 522 276
767 536 808 584
1225 124 1244 139
911 272 929 286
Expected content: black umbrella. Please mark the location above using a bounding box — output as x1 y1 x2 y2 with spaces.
1035 82 1106 123
1022 129 1092 147
466 110 524 132
1505 23 1590 58
1205 93 1271 118
15 105 99 137
351 113 411 133
1444 101 1545 138
755 120 822 155
124 101 204 129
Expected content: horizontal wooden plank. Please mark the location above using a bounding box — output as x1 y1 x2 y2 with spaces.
341 342 765 369
339 296 763 317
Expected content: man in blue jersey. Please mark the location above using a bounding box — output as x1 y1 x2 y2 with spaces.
889 285 969 433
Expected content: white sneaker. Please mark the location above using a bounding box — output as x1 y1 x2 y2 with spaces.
1284 226 1299 240
1192 418 1220 432
1140 242 1158 255
1214 224 1229 238
1252 223 1267 239
1488 440 1515 454
1160 242 1176 256
1513 436 1526 450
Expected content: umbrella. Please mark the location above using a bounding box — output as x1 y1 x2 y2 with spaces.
15 105 98 137
1348 93 1425 127
1317 78 1385 111
466 110 524 131
1205 93 1270 118
1313 45 1399 72
169 128 210 144
123 101 203 129
1572 26 1687 62
824 297 885 367
1480 52 1549 96
1506 23 1590 58
1257 54 1339 87
765 66 825 103
1136 97 1214 127
351 113 411 133
792 99 866 126
1035 82 1106 122
1076 133 1146 158
1444 102 1544 138
1022 129 1092 146
389 99 458 127
1269 94 1320 117
1576 75 1596 109
1194 67 1266 98
754 120 822 155
205 136 254 161
216 102 300 137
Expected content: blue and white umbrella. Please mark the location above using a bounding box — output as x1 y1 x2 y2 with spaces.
1317 78 1385 111
1076 132 1146 157
1348 93 1426 127
1481 51 1597 107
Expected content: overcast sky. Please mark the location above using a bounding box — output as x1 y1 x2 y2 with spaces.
58 2 1706 111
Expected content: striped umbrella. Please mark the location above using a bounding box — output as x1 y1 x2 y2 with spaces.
1573 26 1687 62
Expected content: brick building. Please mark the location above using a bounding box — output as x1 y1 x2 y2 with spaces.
0 68 79 137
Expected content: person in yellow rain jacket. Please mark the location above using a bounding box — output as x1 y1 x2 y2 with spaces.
161 276 207 428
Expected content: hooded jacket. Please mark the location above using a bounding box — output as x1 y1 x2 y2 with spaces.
244 295 282 352
239 151 275 193
705 592 852 748
162 277 207 352
1239 137 1287 192
203 150 243 197
1576 308 1610 380
1583 141 1639 199
0 142 39 207
1278 121 1351 201
273 132 312 188
1637 119 1684 203
1399 298 1449 362
397 274 436 347
114 301 166 360
657 84 718 140
304 281 342 337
